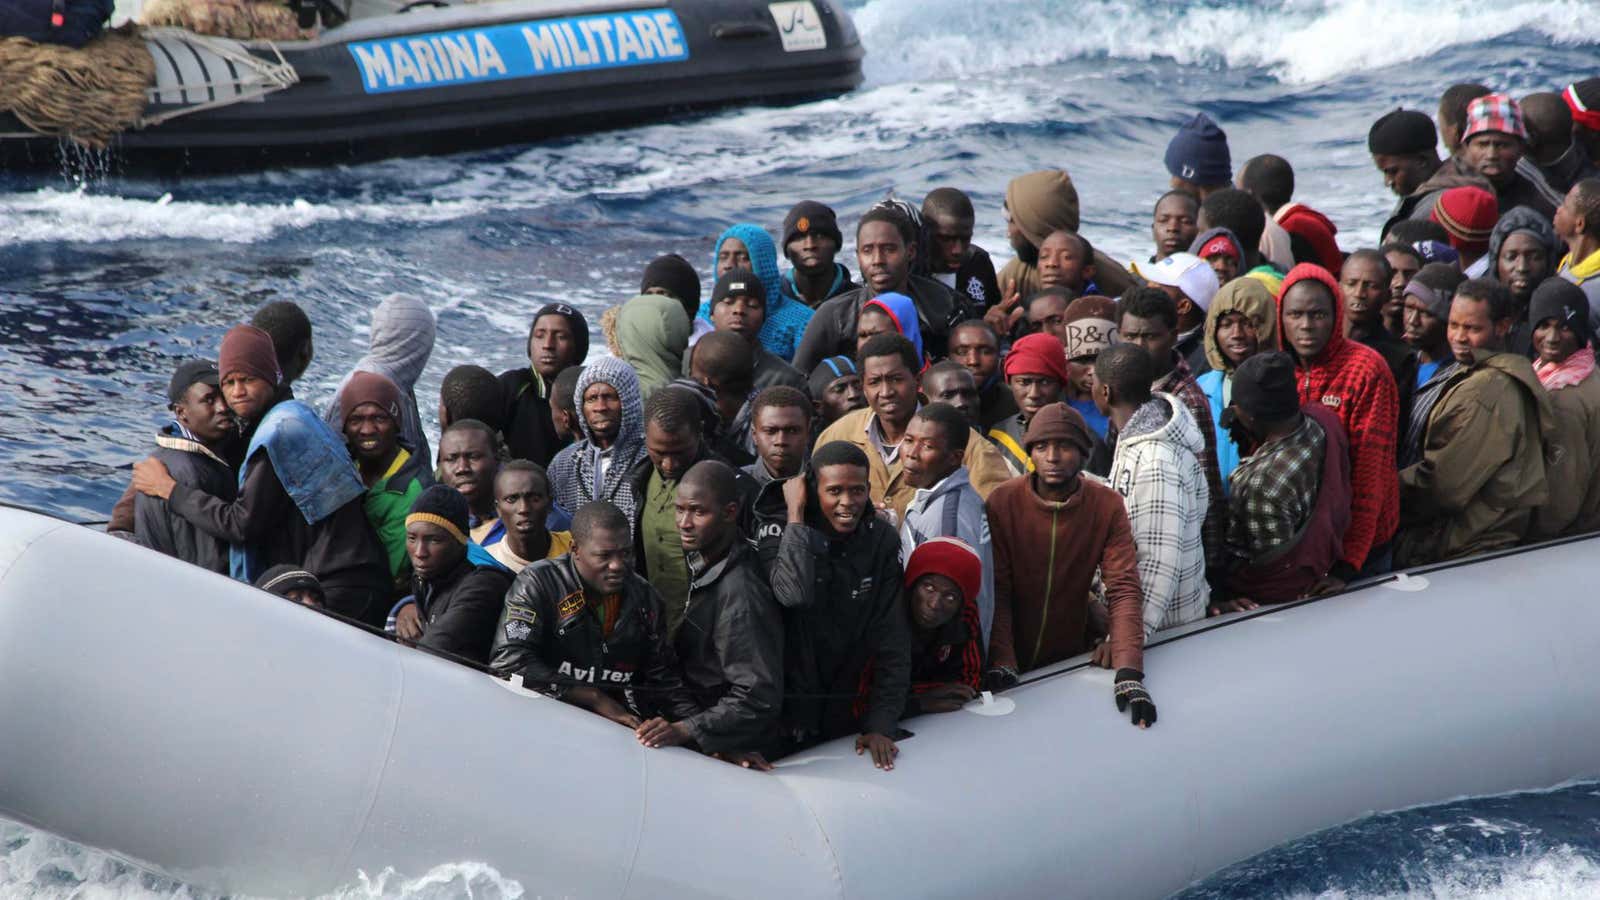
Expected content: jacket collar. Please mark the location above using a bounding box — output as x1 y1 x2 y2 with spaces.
907 466 970 513
155 424 229 466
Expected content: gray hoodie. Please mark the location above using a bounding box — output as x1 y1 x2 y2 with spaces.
899 466 996 647
325 293 437 464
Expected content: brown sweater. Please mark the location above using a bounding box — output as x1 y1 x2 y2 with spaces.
986 474 1145 674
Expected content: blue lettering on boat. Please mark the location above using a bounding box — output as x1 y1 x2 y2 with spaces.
349 9 688 94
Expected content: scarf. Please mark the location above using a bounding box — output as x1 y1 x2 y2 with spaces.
1534 347 1597 391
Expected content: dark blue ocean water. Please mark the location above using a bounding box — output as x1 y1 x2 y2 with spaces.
2 0 1597 895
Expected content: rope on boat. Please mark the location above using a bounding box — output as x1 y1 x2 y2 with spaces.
135 28 298 128
0 25 154 149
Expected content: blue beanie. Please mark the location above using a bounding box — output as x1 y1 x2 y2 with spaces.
1164 113 1231 186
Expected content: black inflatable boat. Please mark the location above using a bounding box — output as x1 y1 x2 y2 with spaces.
0 0 864 171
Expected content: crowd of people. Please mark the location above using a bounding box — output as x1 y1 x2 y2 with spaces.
108 76 1600 771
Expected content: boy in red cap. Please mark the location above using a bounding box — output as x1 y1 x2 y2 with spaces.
1429 185 1499 269
987 331 1070 476
901 537 984 716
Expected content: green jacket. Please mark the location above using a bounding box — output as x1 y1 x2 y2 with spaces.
363 447 434 592
1396 349 1557 567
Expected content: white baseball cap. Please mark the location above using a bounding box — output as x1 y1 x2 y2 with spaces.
1145 252 1221 311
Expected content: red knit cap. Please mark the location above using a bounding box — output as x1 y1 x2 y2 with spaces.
218 324 282 386
904 536 982 604
1003 332 1070 384
338 370 403 428
1430 186 1498 254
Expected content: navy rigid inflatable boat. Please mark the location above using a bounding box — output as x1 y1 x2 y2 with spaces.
0 0 864 171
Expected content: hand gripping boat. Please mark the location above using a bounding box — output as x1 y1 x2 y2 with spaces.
0 505 1595 898
0 0 864 171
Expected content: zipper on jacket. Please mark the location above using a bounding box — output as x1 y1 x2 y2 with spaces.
1030 504 1060 668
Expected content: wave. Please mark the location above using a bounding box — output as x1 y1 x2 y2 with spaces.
852 0 1598 85
0 819 525 899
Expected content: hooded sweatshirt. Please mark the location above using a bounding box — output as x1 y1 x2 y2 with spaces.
995 169 1134 301
1556 246 1600 325
1277 264 1400 574
615 293 691 401
324 293 437 467
1396 349 1556 566
546 357 647 528
498 303 590 467
1196 277 1279 488
862 292 925 363
1274 202 1343 273
1108 394 1210 636
699 225 813 362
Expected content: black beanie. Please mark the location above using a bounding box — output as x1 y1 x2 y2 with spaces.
1368 108 1438 156
640 254 701 310
1528 279 1593 350
528 302 590 365
407 484 471 544
255 564 324 601
1232 351 1301 420
782 201 843 256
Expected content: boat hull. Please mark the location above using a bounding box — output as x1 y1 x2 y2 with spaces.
0 507 1595 898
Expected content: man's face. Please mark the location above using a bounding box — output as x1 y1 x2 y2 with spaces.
711 292 766 342
920 369 979 426
855 308 896 352
814 463 869 534
1029 438 1083 490
1214 310 1260 367
862 352 918 429
406 521 465 581
175 381 233 445
817 374 865 424
1119 313 1177 369
1496 232 1550 303
716 237 751 279
857 221 912 295
1280 283 1337 360
926 212 973 274
1008 373 1063 420
1037 232 1092 291
689 357 749 425
899 415 960 489
1386 250 1421 305
581 381 622 445
220 373 274 423
1533 318 1582 366
528 314 579 380
1340 256 1388 329
343 402 399 465
573 525 632 595
1152 194 1198 260
752 404 810 478
1372 152 1433 197
675 481 734 554
284 587 322 608
1463 132 1522 186
1065 356 1095 398
1553 190 1580 240
910 573 963 631
786 230 839 276
1027 294 1069 341
645 421 700 482
1402 297 1447 350
439 429 497 507
1005 202 1031 257
494 469 550 540
1448 296 1506 363
948 325 999 382
1204 253 1239 285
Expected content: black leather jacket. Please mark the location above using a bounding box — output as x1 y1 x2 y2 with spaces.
674 542 784 754
490 555 696 719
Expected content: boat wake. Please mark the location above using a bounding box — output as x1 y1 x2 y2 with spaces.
1 819 525 900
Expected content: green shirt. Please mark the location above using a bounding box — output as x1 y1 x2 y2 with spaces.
363 448 429 590
640 468 690 638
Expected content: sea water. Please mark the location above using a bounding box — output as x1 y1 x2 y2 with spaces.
2 0 1597 895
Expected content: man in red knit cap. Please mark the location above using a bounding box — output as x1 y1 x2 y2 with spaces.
1429 185 1499 270
987 331 1071 476
901 536 985 717
1276 264 1401 591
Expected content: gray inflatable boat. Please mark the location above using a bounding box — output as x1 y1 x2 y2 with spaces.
1 506 1597 897
0 0 863 170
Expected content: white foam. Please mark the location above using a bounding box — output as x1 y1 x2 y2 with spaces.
853 0 1595 86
